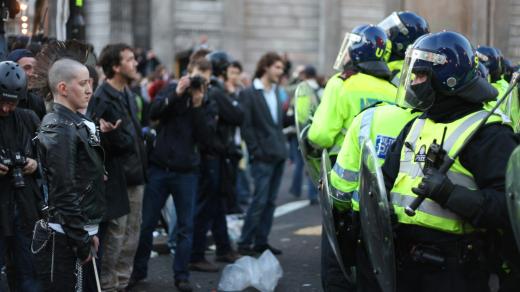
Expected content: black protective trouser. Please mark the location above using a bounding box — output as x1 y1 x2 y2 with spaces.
356 239 491 292
34 232 97 292
320 232 356 292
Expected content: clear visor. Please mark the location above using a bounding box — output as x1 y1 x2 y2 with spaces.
395 48 447 110
378 12 408 37
333 32 363 71
476 51 489 62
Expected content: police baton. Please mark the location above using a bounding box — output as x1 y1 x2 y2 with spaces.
405 72 520 216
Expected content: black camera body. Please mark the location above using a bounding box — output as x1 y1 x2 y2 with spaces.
189 75 206 91
0 149 26 188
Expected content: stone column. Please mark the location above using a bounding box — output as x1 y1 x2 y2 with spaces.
150 0 176 71
318 0 342 76
221 0 245 62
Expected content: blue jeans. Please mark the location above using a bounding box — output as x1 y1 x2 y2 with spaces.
0 213 41 292
239 160 285 246
236 169 251 204
132 165 197 281
289 137 317 200
191 157 231 262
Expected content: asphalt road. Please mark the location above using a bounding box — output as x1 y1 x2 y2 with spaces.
130 162 324 292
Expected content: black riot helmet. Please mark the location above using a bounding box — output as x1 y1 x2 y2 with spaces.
476 46 502 82
0 61 27 102
378 11 430 60
206 51 232 77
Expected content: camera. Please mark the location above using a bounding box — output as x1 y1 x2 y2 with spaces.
189 75 206 91
0 149 26 188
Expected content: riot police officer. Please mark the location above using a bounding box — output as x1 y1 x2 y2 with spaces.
477 45 509 97
381 31 517 292
308 24 397 158
308 24 397 291
378 11 429 84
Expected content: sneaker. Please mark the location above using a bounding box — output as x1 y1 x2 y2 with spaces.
189 259 219 272
175 279 193 292
237 245 258 256
216 251 242 263
254 244 282 255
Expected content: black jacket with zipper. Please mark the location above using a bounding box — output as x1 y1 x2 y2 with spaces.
37 103 106 261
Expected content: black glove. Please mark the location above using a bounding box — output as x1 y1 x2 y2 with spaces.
412 167 454 206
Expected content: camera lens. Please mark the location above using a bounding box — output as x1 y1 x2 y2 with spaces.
12 167 25 188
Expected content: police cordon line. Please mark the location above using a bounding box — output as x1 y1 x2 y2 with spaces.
296 10 520 292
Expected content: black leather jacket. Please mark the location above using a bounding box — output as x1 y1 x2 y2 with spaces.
37 103 106 260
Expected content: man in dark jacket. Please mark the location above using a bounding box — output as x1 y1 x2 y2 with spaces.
0 61 41 291
238 52 288 255
131 57 214 292
190 51 243 272
35 58 108 291
87 43 147 292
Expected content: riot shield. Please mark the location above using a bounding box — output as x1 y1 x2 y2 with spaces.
359 140 396 292
294 81 321 185
505 82 520 133
318 149 354 282
506 145 520 252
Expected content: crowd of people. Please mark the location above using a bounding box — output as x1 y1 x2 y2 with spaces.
3 7 520 292
0 33 324 292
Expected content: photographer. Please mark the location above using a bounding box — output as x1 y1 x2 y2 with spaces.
190 51 243 273
131 57 214 292
0 61 41 291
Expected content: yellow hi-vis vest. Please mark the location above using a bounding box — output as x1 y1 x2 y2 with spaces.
308 72 397 156
330 104 418 211
390 110 507 234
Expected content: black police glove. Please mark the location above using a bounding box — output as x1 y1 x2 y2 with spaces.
412 167 455 206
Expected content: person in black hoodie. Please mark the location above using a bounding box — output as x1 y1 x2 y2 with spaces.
357 31 519 292
87 43 147 292
131 57 214 292
189 51 243 273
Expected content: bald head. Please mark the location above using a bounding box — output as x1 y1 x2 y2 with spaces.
48 58 87 96
49 58 92 112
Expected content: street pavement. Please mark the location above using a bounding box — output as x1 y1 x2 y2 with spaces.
130 161 324 292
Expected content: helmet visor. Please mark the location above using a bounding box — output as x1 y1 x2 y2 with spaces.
395 48 447 110
333 32 362 71
378 12 408 38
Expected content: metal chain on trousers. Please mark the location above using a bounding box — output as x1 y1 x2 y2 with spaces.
75 259 83 292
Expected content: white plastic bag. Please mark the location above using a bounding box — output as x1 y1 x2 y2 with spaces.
218 250 283 292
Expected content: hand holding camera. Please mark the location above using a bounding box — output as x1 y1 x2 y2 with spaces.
0 150 28 188
176 75 206 108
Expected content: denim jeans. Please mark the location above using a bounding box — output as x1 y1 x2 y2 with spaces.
0 213 41 292
132 165 197 281
239 160 285 246
236 169 251 205
191 157 231 262
289 137 317 200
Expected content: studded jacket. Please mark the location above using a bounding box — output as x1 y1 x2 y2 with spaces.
37 103 106 261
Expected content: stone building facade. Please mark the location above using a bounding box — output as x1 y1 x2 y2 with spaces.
83 0 520 77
